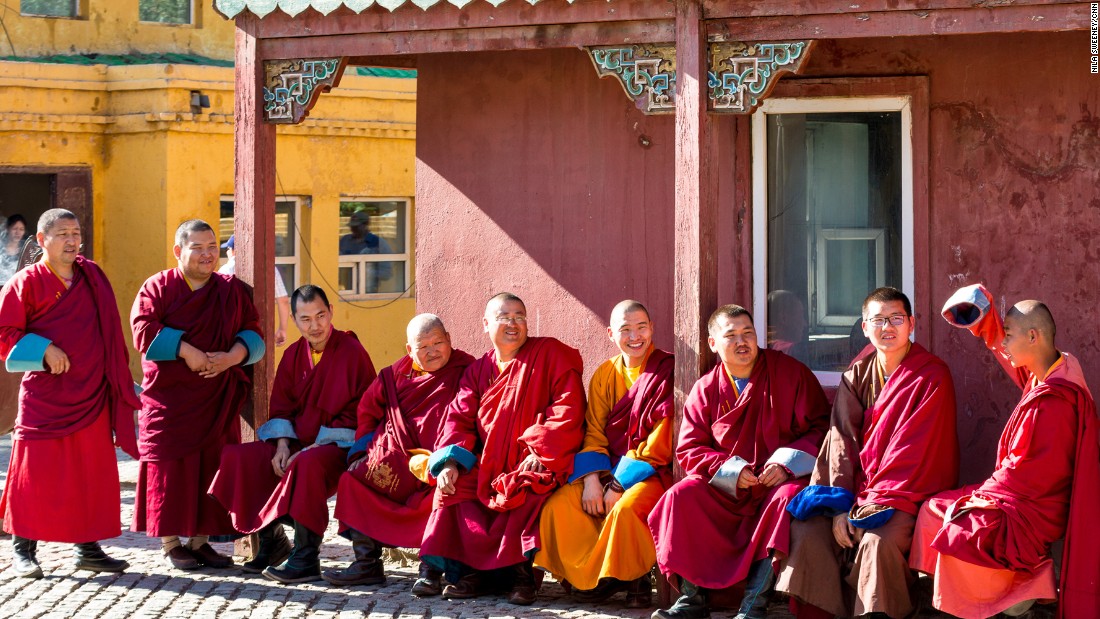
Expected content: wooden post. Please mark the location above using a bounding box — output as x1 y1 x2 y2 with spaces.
232 12 276 561
673 0 718 426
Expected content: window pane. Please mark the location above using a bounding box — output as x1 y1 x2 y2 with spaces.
139 0 190 23
276 264 295 295
766 111 902 371
339 201 406 256
219 200 234 261
22 0 76 17
275 201 295 259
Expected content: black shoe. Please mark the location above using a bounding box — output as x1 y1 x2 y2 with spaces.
441 571 482 599
731 558 775 619
73 542 129 573
262 520 323 584
241 524 292 574
410 561 443 597
652 579 710 619
506 561 538 606
320 529 385 587
572 578 626 603
625 573 654 609
11 536 43 579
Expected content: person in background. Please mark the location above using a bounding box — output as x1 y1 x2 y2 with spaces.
0 214 29 285
219 235 290 347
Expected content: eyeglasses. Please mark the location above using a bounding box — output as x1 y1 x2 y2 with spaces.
865 314 909 328
493 315 527 324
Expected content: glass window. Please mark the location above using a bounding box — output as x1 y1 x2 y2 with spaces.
139 0 191 24
338 200 409 297
219 198 299 295
755 104 910 378
21 0 78 17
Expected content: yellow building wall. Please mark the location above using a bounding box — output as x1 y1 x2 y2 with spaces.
2 0 236 58
0 59 418 373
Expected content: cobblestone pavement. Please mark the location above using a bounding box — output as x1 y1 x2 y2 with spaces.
0 436 966 618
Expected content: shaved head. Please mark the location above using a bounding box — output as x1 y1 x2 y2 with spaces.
486 292 525 316
610 299 650 326
406 313 447 343
1007 300 1056 345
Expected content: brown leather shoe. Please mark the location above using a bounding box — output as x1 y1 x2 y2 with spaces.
507 583 538 606
572 578 626 603
441 573 481 600
164 546 200 571
625 574 654 609
410 561 443 597
189 543 233 569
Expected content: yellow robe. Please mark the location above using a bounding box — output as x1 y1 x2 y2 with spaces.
534 349 673 589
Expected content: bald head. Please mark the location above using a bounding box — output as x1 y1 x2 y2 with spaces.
406 313 447 344
486 292 525 317
610 299 650 327
1007 300 1056 346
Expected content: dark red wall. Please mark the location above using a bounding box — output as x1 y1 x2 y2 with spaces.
416 31 1099 483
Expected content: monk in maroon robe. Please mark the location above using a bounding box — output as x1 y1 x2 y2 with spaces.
422 292 585 606
0 209 137 579
323 313 473 594
909 284 1100 619
776 287 959 619
130 220 264 571
209 285 376 583
648 304 828 619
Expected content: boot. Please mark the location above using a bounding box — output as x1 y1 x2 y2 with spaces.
506 560 538 606
625 572 654 609
410 561 443 597
652 578 710 619
73 542 129 573
11 536 42 579
262 520 323 584
320 529 385 587
732 558 775 619
241 524 292 574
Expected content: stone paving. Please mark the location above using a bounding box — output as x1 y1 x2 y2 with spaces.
0 435 968 618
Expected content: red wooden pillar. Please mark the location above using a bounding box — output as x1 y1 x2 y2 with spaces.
673 0 718 423
233 12 276 443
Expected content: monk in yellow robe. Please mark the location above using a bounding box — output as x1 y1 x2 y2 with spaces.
535 300 674 609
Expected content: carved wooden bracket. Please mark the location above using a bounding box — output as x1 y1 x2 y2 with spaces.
587 40 814 115
263 57 347 124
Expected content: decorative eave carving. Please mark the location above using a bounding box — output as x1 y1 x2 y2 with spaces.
589 44 677 115
587 40 815 115
709 41 814 113
263 58 347 124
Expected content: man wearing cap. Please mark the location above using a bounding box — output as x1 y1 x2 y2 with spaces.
219 234 290 347
130 219 265 570
338 210 393 293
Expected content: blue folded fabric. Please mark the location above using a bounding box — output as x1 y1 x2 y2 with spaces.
786 485 855 520
568 450 611 483
849 506 896 530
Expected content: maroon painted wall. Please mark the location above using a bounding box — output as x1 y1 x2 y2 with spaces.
416 32 1099 483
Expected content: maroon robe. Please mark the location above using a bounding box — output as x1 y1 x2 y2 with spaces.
420 337 585 571
928 286 1100 618
603 348 675 484
130 269 261 536
334 349 474 548
0 258 139 541
648 349 829 589
209 329 376 535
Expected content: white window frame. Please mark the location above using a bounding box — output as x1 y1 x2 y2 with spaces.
337 197 412 301
220 195 301 293
751 96 914 386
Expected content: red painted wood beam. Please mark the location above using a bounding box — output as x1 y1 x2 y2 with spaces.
702 0 1082 19
234 12 277 443
259 19 676 59
707 2 1090 40
250 0 674 39
672 0 718 459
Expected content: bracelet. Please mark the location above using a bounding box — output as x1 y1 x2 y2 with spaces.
604 479 625 494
